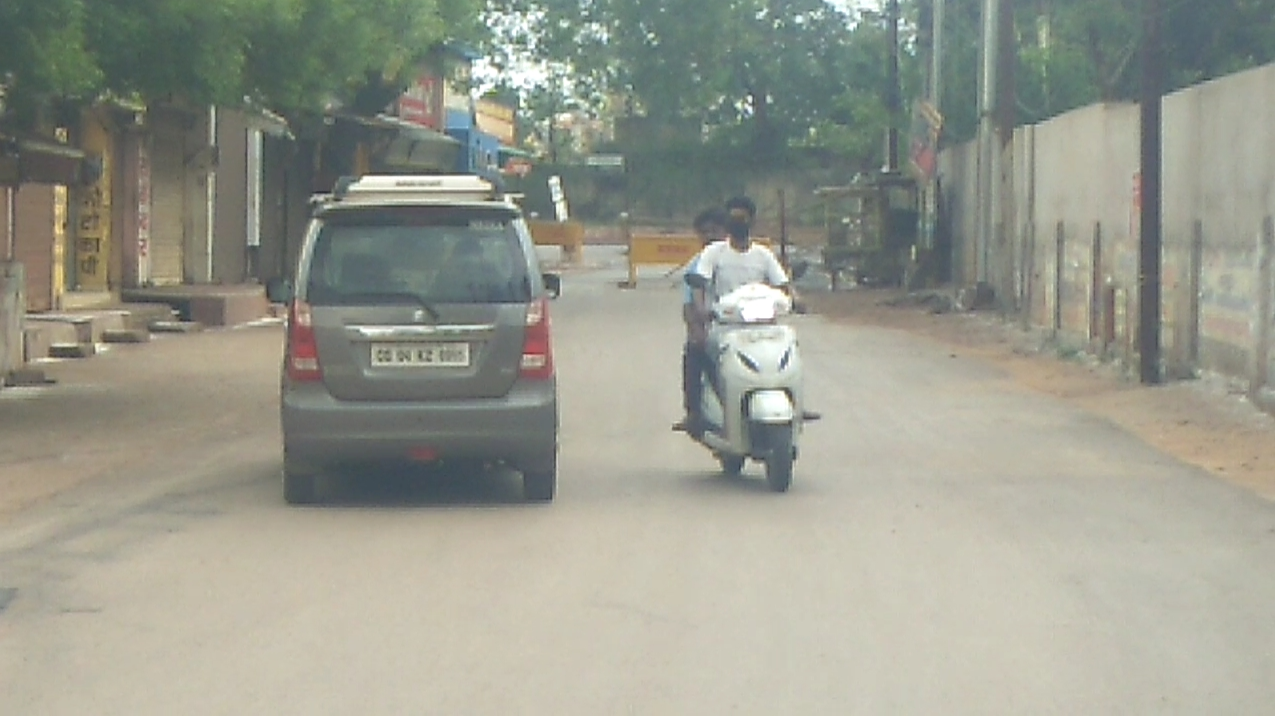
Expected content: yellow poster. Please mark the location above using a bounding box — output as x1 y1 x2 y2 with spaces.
75 111 112 291
52 185 67 307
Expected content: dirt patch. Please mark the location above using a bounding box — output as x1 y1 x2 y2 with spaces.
806 289 1275 501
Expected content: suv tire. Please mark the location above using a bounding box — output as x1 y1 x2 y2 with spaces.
523 462 557 503
283 461 318 505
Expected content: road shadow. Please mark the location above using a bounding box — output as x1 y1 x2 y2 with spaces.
312 462 534 509
677 469 782 496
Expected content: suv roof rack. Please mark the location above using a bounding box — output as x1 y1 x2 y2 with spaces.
327 172 520 205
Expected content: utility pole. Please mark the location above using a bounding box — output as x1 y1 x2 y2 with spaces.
976 0 1002 286
1138 0 1163 384
4 186 15 261
996 0 1015 309
886 0 902 173
931 0 945 116
919 0 944 260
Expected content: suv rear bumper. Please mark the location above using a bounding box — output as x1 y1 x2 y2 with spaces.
282 380 558 472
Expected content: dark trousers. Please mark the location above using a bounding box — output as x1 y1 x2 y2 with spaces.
682 342 712 416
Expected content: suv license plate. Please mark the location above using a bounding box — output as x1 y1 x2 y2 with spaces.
371 342 470 368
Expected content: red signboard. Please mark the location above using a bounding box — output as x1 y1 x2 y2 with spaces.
398 73 443 130
503 157 532 177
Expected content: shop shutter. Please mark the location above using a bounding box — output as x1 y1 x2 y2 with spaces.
148 127 185 285
13 187 56 311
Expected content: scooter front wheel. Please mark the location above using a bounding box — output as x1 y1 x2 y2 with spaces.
761 425 795 493
718 454 745 477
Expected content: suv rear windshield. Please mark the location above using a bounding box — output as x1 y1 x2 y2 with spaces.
305 206 533 306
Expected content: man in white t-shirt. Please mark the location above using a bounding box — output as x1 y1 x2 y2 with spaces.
686 209 789 305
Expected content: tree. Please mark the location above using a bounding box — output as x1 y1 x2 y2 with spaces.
243 0 486 117
936 0 1275 143
0 0 98 129
487 0 914 168
89 0 257 108
1 0 484 131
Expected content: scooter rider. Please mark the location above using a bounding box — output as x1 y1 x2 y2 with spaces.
673 208 729 435
684 202 790 411
686 197 790 308
685 196 824 430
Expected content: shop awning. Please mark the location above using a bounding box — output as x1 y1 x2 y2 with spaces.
499 145 535 160
498 145 535 176
369 115 461 173
0 134 88 186
372 114 461 147
243 104 293 139
325 112 462 173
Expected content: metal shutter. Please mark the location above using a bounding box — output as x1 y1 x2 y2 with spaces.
149 127 185 285
13 186 56 311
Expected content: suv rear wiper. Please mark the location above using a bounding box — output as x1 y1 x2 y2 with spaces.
333 292 442 322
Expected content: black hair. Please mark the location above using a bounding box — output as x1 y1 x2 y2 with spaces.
693 207 729 232
725 196 756 219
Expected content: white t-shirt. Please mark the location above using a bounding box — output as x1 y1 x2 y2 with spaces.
692 241 789 301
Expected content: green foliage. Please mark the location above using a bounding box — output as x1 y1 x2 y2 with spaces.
939 0 1275 143
0 0 482 130
489 0 911 169
0 0 99 125
89 0 254 108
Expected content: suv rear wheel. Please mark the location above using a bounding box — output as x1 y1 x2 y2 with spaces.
283 461 318 505
522 460 557 502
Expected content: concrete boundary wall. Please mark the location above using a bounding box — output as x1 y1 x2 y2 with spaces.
939 63 1275 394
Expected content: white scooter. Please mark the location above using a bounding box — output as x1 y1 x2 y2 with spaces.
690 283 808 492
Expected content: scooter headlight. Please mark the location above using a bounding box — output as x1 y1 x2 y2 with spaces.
736 351 761 373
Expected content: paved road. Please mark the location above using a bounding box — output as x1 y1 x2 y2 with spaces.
3 255 1275 714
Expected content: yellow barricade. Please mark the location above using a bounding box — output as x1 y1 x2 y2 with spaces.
631 235 702 267
528 220 586 264
622 232 774 287
623 234 700 287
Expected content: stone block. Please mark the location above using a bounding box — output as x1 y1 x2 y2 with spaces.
27 315 94 344
121 303 178 332
48 343 96 359
188 292 270 327
89 312 128 342
150 321 205 334
5 367 54 386
102 328 151 344
23 327 51 362
23 322 77 361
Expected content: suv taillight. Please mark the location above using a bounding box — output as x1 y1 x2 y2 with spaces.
287 300 323 382
520 298 554 380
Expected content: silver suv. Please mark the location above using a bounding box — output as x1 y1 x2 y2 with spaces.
270 175 560 505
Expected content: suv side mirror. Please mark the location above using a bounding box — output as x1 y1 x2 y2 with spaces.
266 277 294 304
543 273 562 299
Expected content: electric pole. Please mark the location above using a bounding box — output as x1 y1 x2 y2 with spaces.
886 0 902 173
931 0 945 115
976 0 1001 286
1138 0 1164 384
996 0 1015 308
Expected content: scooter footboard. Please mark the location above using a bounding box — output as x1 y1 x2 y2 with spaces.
748 390 794 424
